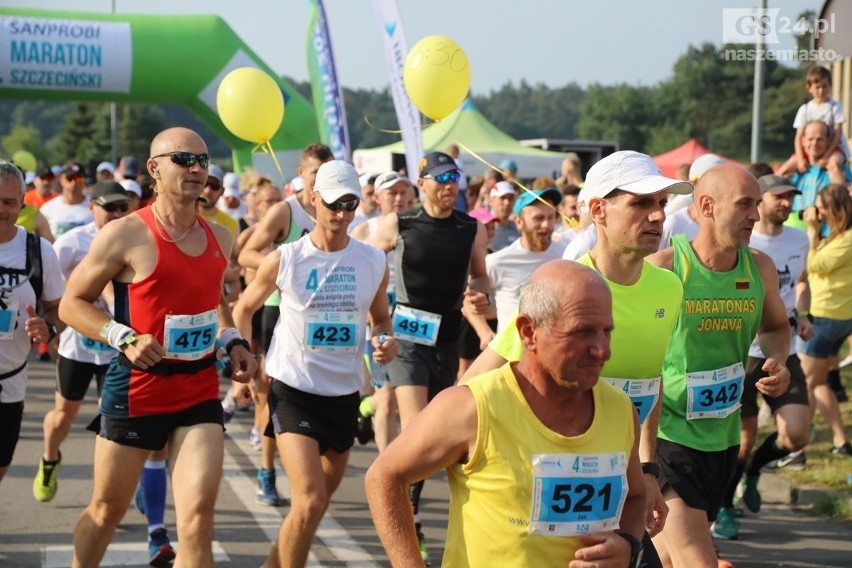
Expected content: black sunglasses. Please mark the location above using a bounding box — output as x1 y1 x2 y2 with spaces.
97 202 129 213
321 198 360 212
206 180 222 191
151 151 211 169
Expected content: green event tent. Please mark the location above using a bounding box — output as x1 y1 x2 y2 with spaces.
353 100 567 178
0 8 318 174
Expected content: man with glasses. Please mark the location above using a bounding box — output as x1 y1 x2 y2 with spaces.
198 164 239 239
198 164 242 306
40 163 93 238
60 127 256 567
367 150 491 561
232 160 397 568
351 171 418 451
0 161 64 486
239 143 332 453
240 143 333 270
34 181 132 503
25 167 59 209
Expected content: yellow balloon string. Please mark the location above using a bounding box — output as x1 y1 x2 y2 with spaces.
250 140 288 186
363 115 436 134
453 138 577 229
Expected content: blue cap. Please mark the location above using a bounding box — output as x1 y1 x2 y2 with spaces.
513 187 562 217
499 159 518 173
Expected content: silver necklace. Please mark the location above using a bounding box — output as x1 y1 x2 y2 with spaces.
151 204 197 244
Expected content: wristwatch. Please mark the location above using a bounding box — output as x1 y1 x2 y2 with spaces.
641 461 660 479
792 308 814 323
616 531 643 568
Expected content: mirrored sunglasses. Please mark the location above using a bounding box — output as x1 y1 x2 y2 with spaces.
321 198 360 212
425 171 461 184
151 151 211 169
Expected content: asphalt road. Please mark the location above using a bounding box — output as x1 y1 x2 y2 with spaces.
1 359 851 567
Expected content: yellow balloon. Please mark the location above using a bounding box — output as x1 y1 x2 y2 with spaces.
404 36 471 121
216 67 285 144
12 150 37 172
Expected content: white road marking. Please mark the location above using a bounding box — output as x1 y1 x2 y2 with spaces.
41 541 229 567
223 415 380 567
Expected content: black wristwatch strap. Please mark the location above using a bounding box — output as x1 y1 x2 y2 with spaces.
641 461 660 479
616 531 643 568
225 337 250 355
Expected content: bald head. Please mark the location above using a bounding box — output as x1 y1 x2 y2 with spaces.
693 164 761 249
519 260 610 329
149 127 206 158
694 164 759 202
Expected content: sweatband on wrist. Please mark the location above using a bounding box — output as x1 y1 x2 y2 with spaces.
219 327 242 347
102 320 136 350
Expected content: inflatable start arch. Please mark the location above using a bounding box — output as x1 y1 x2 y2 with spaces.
0 8 319 173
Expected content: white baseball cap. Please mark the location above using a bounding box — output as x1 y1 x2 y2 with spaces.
359 172 377 188
580 151 693 202
207 164 224 183
97 161 115 174
119 179 142 198
688 153 726 181
490 181 517 198
290 176 305 193
314 161 361 203
374 171 410 192
223 172 241 197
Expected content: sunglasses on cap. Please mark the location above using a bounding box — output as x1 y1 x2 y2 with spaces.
97 202 129 213
424 171 461 184
321 197 360 212
151 151 210 169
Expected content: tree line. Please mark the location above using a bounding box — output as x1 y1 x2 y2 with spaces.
0 41 815 170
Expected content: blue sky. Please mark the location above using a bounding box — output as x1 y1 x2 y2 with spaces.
5 0 822 94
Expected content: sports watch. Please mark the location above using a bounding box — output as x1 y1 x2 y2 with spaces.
616 531 643 568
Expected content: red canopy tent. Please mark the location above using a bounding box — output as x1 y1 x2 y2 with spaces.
653 139 742 178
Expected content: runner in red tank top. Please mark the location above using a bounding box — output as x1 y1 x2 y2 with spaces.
59 127 257 568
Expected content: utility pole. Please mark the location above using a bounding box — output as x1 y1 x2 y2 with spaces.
750 0 766 163
110 0 118 165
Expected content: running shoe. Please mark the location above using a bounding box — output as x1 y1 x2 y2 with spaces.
416 525 430 565
33 453 61 502
763 450 806 471
839 354 852 369
148 528 176 566
830 442 852 457
37 341 51 362
135 484 146 515
741 475 761 513
256 468 283 507
715 546 736 568
221 392 236 424
249 427 262 451
711 507 740 540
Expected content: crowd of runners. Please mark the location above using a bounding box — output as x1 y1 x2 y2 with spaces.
1 66 851 568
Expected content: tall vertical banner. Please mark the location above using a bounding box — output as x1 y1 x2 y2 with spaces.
306 0 350 161
370 0 422 178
